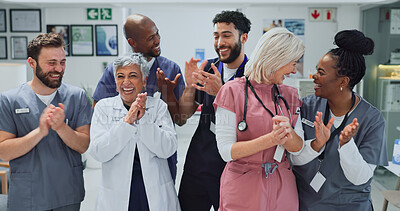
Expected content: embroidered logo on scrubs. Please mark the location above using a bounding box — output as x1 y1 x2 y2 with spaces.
302 118 314 128
15 108 29 114
112 116 124 121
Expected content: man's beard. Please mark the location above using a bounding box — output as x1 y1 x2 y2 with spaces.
216 38 241 64
36 65 63 89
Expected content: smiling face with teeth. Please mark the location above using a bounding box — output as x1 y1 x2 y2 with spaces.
313 53 344 98
115 64 147 106
128 18 161 61
213 22 245 64
33 47 66 89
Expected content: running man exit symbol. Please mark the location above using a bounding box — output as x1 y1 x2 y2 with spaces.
100 8 112 20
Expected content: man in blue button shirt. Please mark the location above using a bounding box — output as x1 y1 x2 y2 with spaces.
92 14 185 183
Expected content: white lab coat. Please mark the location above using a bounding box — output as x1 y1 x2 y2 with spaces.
89 95 181 211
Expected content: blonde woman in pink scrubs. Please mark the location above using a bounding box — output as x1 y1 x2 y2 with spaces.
214 27 305 210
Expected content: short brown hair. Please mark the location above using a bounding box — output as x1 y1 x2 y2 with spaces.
27 33 64 61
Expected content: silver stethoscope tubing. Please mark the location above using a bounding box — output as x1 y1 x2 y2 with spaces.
237 77 292 132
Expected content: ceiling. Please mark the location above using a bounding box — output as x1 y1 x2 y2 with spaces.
1 0 398 7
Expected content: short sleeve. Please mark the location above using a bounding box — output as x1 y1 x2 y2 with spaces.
357 111 388 166
76 90 93 128
92 63 118 102
213 82 236 113
0 94 17 135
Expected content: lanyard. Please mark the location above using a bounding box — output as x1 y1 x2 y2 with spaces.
239 78 289 132
318 92 356 161
218 55 248 84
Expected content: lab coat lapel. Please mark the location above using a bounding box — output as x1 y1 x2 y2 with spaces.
112 95 128 122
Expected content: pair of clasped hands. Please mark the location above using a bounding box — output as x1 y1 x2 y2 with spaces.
124 93 147 125
271 112 360 149
38 103 68 136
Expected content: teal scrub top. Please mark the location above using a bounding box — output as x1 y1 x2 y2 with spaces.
0 83 92 210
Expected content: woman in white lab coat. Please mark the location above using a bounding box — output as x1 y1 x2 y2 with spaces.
89 54 180 211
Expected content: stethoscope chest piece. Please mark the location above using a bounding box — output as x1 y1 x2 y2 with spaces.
238 120 247 131
237 78 292 132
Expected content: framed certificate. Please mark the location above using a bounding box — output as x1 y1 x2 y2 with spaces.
71 25 93 56
11 36 27 59
0 9 6 32
95 24 118 56
0 37 7 59
47 25 70 56
10 9 41 32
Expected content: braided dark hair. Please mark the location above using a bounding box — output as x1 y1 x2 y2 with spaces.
213 10 251 35
328 29 374 89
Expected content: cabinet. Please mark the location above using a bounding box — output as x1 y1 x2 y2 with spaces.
283 78 314 98
377 64 400 160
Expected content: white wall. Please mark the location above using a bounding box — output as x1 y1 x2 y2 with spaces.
44 7 126 95
0 3 362 94
245 4 360 79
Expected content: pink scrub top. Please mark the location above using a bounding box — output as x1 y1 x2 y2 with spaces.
214 77 301 211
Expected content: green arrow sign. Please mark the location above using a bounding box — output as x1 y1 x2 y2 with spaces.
87 8 99 20
100 8 112 20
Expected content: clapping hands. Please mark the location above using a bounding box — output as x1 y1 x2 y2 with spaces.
339 118 359 147
124 93 147 124
38 103 67 136
185 58 223 96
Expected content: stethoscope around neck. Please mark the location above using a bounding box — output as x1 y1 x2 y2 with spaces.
237 77 293 132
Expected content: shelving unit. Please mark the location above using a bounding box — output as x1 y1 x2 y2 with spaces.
377 65 400 160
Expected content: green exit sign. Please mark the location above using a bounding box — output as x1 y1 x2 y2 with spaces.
87 8 98 20
100 8 112 20
87 8 112 20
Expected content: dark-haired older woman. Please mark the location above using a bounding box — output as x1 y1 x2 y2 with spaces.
89 54 180 211
289 30 388 210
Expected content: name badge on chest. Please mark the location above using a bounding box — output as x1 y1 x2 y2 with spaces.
302 118 314 128
15 108 29 114
310 171 326 192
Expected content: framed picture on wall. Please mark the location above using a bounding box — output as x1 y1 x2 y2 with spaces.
0 9 6 32
95 25 118 56
47 25 70 56
0 37 7 59
11 36 27 59
71 25 93 56
10 9 41 32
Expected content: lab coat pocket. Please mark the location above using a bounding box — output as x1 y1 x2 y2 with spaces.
8 172 32 210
